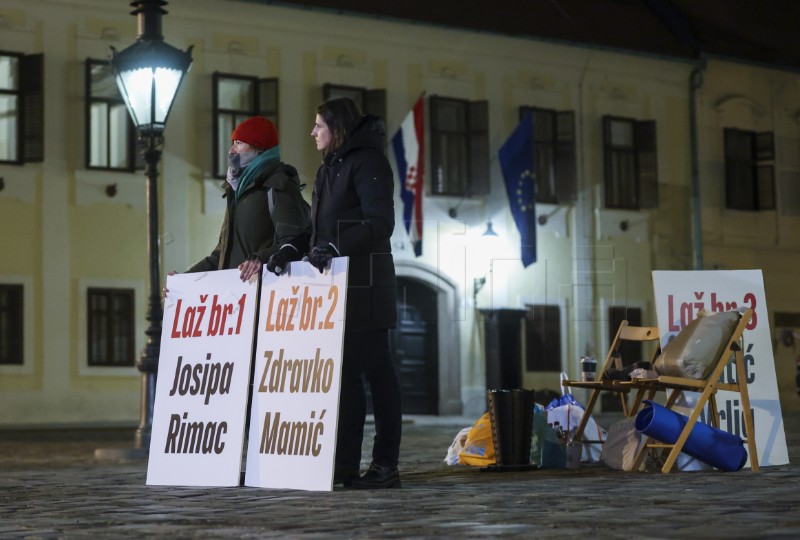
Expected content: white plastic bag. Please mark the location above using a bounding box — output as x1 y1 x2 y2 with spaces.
601 417 645 471
545 373 606 462
443 427 471 466
603 395 712 472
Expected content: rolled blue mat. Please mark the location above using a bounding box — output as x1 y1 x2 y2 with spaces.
635 400 748 472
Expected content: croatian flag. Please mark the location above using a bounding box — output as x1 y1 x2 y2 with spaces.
392 95 424 257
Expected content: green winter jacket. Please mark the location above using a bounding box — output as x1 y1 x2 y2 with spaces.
189 161 309 272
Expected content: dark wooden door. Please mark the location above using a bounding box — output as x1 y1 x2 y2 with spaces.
367 278 439 414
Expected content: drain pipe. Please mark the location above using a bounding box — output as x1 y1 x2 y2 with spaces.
689 59 706 270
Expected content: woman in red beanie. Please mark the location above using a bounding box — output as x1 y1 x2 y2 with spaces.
184 116 309 280
267 98 402 489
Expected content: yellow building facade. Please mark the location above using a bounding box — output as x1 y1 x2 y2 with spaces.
1 0 798 426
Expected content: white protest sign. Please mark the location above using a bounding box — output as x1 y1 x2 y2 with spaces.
652 269 789 466
245 257 348 491
147 269 258 486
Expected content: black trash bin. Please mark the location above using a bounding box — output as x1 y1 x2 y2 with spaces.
485 388 536 471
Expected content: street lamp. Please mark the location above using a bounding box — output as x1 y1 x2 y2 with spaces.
102 0 192 456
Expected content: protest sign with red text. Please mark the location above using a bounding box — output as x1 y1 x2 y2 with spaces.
245 258 348 491
652 269 789 467
147 269 258 486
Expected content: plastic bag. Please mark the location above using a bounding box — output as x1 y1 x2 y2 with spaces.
601 417 645 471
545 390 606 463
444 427 471 466
530 404 545 466
602 403 711 472
539 422 567 468
457 412 495 466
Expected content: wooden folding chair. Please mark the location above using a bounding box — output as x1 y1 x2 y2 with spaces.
562 322 660 441
629 308 758 473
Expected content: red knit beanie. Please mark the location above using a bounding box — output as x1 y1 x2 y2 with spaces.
231 116 279 150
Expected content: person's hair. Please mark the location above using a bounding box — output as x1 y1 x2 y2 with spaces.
317 97 361 156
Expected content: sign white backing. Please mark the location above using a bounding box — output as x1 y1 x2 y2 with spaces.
245 258 349 491
652 270 789 466
147 270 258 486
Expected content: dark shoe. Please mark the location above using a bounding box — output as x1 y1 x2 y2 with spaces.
352 462 401 489
333 466 359 487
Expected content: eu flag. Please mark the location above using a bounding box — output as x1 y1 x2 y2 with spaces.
498 112 536 267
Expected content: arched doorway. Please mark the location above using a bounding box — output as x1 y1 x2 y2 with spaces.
394 259 462 415
364 260 462 416
391 277 439 414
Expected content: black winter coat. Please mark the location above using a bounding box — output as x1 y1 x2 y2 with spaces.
189 161 309 272
307 115 398 331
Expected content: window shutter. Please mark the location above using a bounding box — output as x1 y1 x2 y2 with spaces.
428 95 444 195
602 115 615 207
0 284 24 365
757 165 776 210
83 58 93 169
555 110 577 204
467 100 489 196
755 133 775 209
756 132 775 161
636 120 658 208
365 89 387 150
258 78 279 126
364 89 386 122
20 54 44 163
724 128 755 211
322 83 335 102
212 72 223 178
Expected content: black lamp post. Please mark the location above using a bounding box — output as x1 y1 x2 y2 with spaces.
109 0 192 453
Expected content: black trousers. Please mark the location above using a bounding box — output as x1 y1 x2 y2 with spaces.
335 328 402 469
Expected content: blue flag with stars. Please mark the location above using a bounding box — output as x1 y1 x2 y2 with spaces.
498 112 537 267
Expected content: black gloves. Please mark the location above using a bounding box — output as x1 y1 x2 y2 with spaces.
266 245 300 276
268 243 339 275
307 243 340 273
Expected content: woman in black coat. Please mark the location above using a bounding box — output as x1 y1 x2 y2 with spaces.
268 97 402 489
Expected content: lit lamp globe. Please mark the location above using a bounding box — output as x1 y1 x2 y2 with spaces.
110 2 192 136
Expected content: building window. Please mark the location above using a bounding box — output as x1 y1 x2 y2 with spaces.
429 95 489 197
524 304 561 372
602 116 658 210
0 52 44 164
87 288 135 367
607 305 644 366
519 106 577 204
323 83 386 121
213 73 278 178
0 284 24 365
85 59 140 171
724 128 775 211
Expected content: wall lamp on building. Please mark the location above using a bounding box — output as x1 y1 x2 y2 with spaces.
619 217 648 232
537 206 563 226
97 0 192 458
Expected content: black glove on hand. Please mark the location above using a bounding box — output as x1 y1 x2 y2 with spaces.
266 245 299 276
307 243 339 273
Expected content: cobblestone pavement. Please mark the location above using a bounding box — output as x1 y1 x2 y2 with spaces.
1 412 799 539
